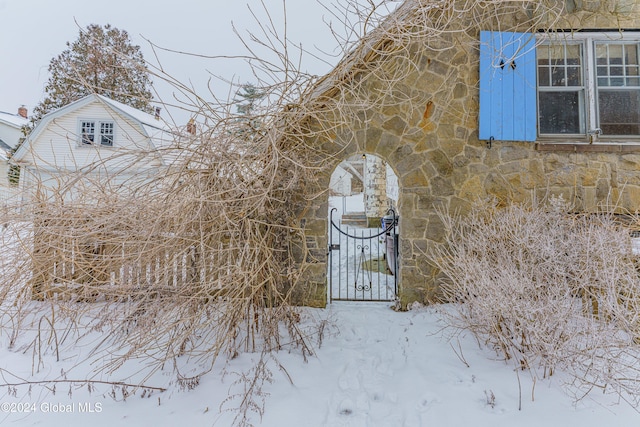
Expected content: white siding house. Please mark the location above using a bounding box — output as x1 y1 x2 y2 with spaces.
329 164 353 196
11 95 175 203
0 109 28 203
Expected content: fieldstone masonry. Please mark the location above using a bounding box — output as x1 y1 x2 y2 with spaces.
296 3 640 309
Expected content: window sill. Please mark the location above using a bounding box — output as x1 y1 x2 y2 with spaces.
535 142 640 152
77 144 115 149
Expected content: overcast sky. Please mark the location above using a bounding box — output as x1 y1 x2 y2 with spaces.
0 0 390 124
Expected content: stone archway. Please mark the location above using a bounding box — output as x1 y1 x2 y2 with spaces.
297 127 446 310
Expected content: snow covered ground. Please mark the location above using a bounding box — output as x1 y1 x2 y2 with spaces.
1 302 639 426
2 208 640 426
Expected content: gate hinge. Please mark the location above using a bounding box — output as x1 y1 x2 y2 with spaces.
329 244 340 251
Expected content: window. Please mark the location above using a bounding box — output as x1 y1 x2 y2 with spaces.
479 31 640 142
81 121 95 145
537 43 585 134
595 42 640 135
79 120 114 146
100 122 114 146
538 34 640 139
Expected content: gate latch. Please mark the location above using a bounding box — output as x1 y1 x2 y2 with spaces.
329 244 340 251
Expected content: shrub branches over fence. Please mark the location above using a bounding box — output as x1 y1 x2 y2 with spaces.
3 103 318 368
0 101 321 423
431 197 640 407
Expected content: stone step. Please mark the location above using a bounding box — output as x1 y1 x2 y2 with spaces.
341 212 368 227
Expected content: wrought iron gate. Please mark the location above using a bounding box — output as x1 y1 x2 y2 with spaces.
328 208 398 302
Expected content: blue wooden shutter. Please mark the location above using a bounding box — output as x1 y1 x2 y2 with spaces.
479 31 537 142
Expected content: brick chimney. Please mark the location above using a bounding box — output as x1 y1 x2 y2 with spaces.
186 118 196 135
18 106 27 119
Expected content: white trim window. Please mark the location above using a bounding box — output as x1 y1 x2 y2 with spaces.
100 122 114 146
80 120 115 146
479 31 640 143
537 32 640 140
81 121 95 145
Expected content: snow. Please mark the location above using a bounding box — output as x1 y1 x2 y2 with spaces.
2 221 640 427
329 193 365 216
0 111 28 129
1 301 639 426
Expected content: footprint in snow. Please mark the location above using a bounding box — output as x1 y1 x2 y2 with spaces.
417 393 441 412
338 370 361 391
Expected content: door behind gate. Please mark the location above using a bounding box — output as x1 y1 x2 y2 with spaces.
328 208 398 302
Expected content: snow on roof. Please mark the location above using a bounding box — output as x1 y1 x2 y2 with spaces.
0 137 12 152
11 94 181 164
0 111 28 128
95 95 180 155
96 95 171 132
0 139 9 161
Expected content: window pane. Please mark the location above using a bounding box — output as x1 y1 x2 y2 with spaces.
598 89 640 135
539 91 584 134
610 66 624 76
551 67 566 86
609 44 623 64
537 45 550 65
566 44 582 66
538 67 550 86
540 43 583 87
81 121 95 144
567 66 581 86
550 45 565 66
611 77 624 86
100 122 114 146
596 42 640 87
596 44 607 64
626 44 638 65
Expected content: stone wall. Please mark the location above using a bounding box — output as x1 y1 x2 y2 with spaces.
297 3 640 309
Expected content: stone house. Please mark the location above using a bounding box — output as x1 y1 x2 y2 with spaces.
295 0 640 308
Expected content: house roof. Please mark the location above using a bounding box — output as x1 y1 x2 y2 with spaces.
12 94 176 163
0 111 28 129
95 95 169 132
0 137 11 161
0 137 12 152
95 95 176 151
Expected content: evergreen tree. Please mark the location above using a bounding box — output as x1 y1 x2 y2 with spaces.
10 24 154 184
233 83 266 141
31 23 154 125
235 84 264 117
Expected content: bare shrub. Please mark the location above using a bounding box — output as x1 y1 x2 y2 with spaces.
432 197 640 406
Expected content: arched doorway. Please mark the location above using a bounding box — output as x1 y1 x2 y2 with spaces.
327 153 399 302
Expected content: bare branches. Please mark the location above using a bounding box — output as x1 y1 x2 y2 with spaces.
432 197 640 407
